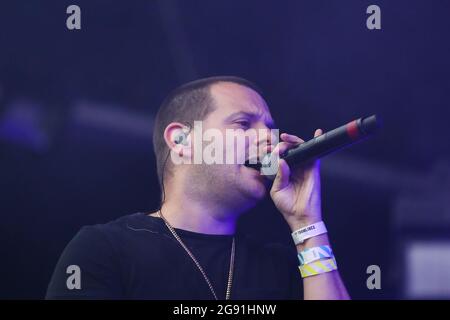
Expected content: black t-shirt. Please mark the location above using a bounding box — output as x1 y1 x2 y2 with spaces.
46 212 302 299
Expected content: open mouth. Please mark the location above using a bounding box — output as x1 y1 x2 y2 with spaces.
244 159 262 170
243 145 273 171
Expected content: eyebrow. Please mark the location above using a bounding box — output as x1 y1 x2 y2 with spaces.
224 111 276 129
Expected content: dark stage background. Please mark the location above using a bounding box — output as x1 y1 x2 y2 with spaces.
1 0 450 299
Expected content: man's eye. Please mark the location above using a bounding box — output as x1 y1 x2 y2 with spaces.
235 120 250 129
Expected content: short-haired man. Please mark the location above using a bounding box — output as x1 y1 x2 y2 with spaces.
47 76 349 300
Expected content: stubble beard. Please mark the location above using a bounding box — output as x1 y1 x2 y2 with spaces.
185 163 267 216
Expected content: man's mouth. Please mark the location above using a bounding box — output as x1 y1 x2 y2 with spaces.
243 159 262 170
243 145 273 171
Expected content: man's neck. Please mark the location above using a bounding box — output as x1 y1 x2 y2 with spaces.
153 199 238 235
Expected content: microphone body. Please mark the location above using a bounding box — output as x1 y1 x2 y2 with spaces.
282 114 379 168
245 115 381 176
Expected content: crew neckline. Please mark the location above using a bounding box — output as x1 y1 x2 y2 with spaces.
136 212 236 241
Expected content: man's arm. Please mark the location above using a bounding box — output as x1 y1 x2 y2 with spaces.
270 129 350 300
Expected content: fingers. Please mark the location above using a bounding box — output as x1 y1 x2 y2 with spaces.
276 129 323 155
280 128 322 144
314 128 323 138
271 158 290 192
274 133 303 157
272 142 293 157
271 129 323 193
280 133 304 144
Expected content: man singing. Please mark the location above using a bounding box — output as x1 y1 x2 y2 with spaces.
46 76 350 300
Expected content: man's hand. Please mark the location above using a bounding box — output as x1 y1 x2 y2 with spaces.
270 128 351 300
270 129 323 231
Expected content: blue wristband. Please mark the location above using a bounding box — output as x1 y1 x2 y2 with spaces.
298 245 333 265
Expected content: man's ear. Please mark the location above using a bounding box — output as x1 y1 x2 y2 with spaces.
164 122 192 159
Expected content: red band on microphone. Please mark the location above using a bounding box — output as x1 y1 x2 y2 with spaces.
346 120 360 140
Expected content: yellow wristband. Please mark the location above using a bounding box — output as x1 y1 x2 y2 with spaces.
299 257 338 278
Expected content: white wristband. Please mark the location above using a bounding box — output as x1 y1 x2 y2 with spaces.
291 221 327 245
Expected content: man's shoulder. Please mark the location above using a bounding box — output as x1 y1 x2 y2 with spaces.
74 212 162 247
45 213 146 299
84 212 145 232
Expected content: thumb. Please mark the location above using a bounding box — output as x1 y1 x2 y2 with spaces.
271 158 290 193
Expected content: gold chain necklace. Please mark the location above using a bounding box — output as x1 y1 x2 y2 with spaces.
157 210 235 300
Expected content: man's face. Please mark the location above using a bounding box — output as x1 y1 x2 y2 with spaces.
186 82 276 212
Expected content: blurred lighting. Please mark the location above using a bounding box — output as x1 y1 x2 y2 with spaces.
405 241 450 299
0 99 50 152
71 101 154 139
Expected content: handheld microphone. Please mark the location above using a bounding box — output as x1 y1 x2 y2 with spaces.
244 114 381 176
